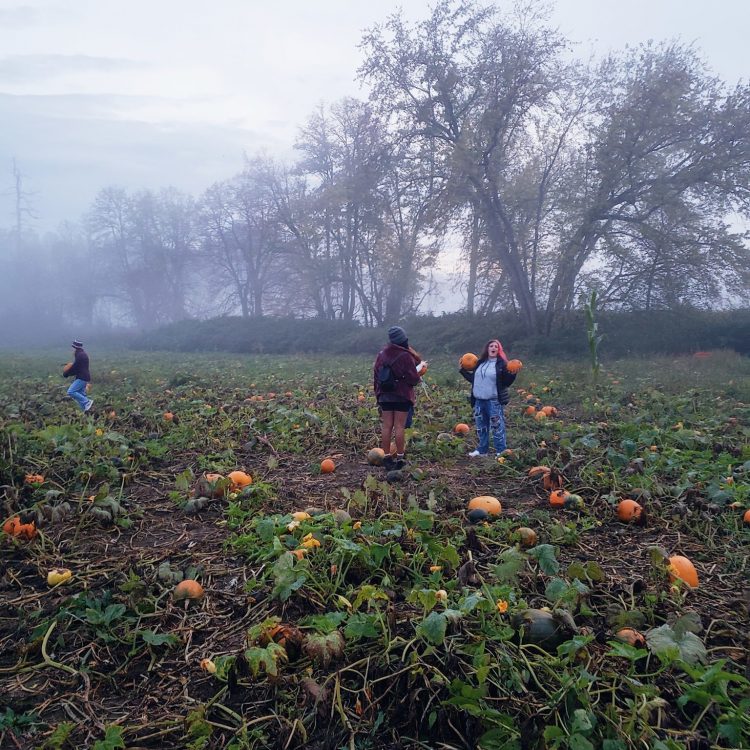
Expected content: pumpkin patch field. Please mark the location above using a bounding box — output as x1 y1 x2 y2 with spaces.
1 351 748 749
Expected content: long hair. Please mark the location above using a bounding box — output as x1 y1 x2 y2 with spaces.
407 345 422 363
476 339 508 366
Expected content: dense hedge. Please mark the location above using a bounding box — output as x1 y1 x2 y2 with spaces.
131 308 750 358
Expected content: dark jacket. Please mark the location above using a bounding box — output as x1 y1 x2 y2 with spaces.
459 358 515 406
373 343 421 404
64 348 91 382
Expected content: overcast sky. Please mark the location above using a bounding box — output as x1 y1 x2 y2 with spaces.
0 0 748 311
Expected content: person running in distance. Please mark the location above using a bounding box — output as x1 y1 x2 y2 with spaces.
63 340 93 413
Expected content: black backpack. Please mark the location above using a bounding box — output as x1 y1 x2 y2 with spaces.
377 363 398 391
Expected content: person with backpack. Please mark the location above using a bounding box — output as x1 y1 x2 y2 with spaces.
458 339 516 457
373 326 426 470
63 340 93 412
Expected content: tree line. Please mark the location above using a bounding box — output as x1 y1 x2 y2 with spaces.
2 0 748 341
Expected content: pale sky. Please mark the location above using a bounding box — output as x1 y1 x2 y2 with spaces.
0 0 747 312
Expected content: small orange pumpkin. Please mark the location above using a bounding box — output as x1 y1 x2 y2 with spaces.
2 516 37 540
668 555 699 588
527 466 551 478
454 423 471 435
174 579 205 601
743 509 750 526
506 359 523 374
320 458 336 474
227 470 252 490
614 628 646 648
24 473 45 484
534 411 548 421
163 411 174 421
460 353 478 371
540 405 558 417
367 448 386 466
524 405 536 416
468 496 502 516
549 490 570 508
616 499 643 523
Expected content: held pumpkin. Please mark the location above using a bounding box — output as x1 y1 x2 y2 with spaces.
460 353 478 371
506 359 523 374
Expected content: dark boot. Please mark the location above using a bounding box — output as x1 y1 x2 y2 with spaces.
383 455 396 471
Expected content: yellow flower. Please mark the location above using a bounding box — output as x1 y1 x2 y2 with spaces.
95 428 103 436
353 521 362 530
301 534 321 549
429 565 442 573
496 599 509 614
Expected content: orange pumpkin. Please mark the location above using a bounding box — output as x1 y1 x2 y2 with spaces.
367 448 386 466
2 516 36 540
668 555 699 588
616 499 643 523
743 509 750 526
549 490 570 508
614 628 646 648
173 579 205 600
454 423 471 435
320 458 336 474
534 411 548 422
506 359 523 374
540 406 558 417
24 473 45 484
460 353 478 371
468 496 502 516
163 411 174 421
524 405 536 416
227 470 252 490
62 362 73 375
527 466 551 478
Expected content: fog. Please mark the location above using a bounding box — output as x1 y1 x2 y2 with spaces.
1 0 748 347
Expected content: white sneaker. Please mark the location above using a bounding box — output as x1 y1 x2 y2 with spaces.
84 399 94 412
468 450 485 457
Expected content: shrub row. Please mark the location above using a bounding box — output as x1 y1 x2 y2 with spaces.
130 308 750 358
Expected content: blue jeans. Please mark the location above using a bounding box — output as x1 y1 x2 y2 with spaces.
473 398 506 454
67 379 89 410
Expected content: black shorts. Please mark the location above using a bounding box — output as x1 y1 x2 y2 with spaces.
379 401 411 412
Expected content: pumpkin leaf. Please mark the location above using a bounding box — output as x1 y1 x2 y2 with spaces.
527 544 560 575
417 611 447 645
299 611 346 634
646 624 707 665
139 629 180 647
491 547 525 584
244 642 287 676
344 612 380 640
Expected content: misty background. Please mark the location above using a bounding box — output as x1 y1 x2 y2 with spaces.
1 0 748 349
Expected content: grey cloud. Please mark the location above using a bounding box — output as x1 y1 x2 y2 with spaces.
0 54 148 85
0 92 290 229
0 6 40 26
